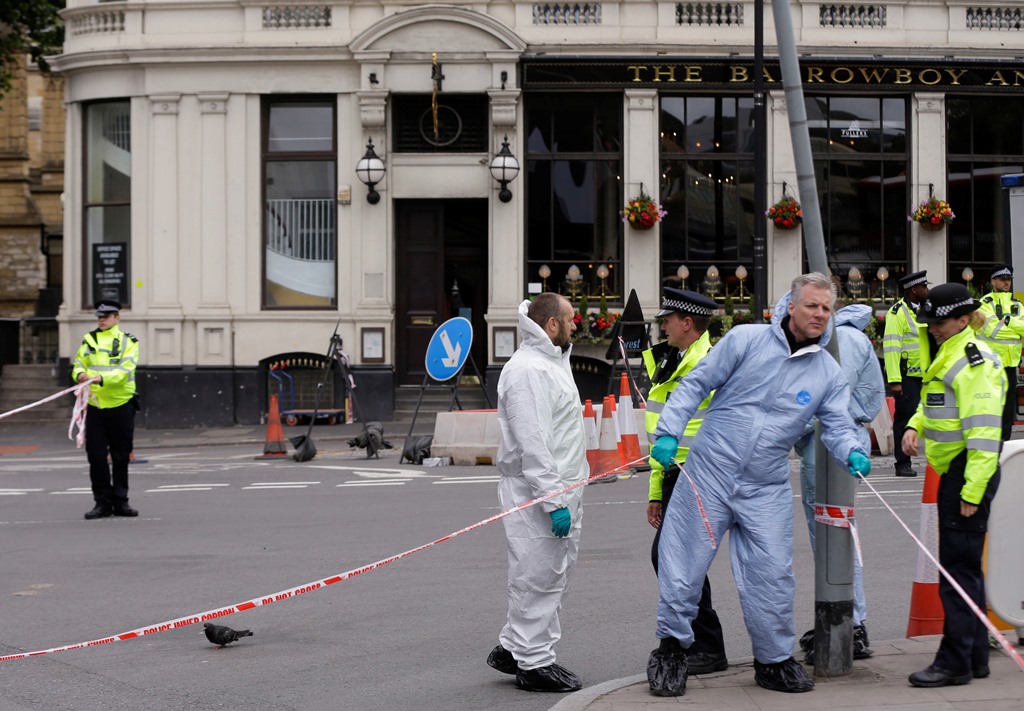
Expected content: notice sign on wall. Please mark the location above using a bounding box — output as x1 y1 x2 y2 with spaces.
93 242 128 305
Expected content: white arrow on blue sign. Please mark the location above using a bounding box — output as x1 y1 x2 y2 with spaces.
424 317 473 382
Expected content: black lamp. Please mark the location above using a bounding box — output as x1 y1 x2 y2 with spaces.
489 135 520 203
355 138 386 204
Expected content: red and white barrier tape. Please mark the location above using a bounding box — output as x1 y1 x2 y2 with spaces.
0 456 647 662
679 465 717 550
68 381 98 448
814 503 863 568
0 380 96 424
856 471 1024 672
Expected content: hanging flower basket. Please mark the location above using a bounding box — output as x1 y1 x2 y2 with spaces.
622 187 666 231
767 195 802 230
909 196 954 231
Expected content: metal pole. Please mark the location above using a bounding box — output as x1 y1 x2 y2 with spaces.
771 0 855 676
753 0 767 323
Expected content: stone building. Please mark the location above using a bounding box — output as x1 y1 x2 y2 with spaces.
49 1 1024 426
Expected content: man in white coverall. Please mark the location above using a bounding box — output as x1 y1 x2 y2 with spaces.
487 293 588 693
647 273 872 697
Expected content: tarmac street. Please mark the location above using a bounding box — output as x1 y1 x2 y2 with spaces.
0 421 1021 710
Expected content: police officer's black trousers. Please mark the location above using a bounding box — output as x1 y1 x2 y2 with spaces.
892 376 922 468
85 402 136 506
1001 365 1017 441
934 452 999 675
652 469 726 657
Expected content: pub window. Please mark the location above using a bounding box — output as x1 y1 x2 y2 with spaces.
946 96 1024 283
659 95 755 298
525 93 623 302
83 100 131 308
391 94 488 153
805 95 909 296
262 97 337 309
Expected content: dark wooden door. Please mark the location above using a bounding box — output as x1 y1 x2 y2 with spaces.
395 200 488 385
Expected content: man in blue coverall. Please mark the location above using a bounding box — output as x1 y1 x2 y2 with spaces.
646 272 872 697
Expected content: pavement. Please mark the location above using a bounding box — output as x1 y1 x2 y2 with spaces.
551 635 1024 711
3 420 1024 709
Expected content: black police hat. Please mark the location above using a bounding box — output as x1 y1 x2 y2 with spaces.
916 283 979 324
656 288 718 318
897 270 928 290
95 299 122 316
990 264 1013 280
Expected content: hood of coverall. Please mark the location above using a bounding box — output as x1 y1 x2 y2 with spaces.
517 299 572 361
771 290 834 348
834 303 873 332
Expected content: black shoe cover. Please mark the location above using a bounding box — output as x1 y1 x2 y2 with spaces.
853 624 873 660
487 645 517 675
754 656 815 693
799 628 815 664
647 638 688 697
515 663 582 693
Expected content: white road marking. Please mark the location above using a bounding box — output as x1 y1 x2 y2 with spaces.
433 476 500 484
306 465 432 479
243 481 320 490
337 481 408 487
49 488 92 495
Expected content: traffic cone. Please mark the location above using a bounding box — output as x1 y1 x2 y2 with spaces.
906 462 944 636
582 400 600 477
255 394 289 460
607 395 624 465
617 373 642 468
591 396 620 483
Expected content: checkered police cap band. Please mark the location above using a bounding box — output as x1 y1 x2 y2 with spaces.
928 297 975 318
902 275 928 288
661 298 715 317
991 267 1012 279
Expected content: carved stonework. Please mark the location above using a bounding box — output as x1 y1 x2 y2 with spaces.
488 90 519 128
358 91 387 129
150 94 181 115
198 93 229 114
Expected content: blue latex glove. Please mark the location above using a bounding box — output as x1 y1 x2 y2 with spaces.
550 508 571 537
848 451 871 478
650 435 679 469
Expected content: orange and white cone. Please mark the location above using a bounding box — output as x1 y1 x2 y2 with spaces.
607 395 624 465
617 373 642 472
255 394 289 460
590 395 620 484
906 462 944 636
582 399 600 477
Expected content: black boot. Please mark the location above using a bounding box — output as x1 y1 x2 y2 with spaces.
687 650 728 674
84 504 113 520
647 637 688 697
754 656 815 693
486 645 517 675
113 503 138 517
514 663 581 693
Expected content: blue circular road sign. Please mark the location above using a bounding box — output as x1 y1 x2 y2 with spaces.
425 317 473 381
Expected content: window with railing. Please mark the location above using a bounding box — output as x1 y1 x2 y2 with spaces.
84 100 131 308
262 97 337 308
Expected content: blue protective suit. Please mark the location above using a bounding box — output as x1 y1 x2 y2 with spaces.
793 303 885 625
653 291 867 663
496 300 589 670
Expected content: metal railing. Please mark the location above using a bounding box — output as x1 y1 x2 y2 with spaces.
0 317 59 366
265 198 336 261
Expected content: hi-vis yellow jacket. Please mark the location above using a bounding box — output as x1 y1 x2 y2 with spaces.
71 325 139 409
908 325 1005 504
883 298 922 383
977 291 1024 369
642 331 713 502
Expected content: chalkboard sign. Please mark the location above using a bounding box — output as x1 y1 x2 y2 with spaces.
92 242 128 305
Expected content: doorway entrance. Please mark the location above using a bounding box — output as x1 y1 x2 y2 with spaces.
394 199 489 385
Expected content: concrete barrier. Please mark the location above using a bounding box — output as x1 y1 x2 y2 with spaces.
431 410 500 465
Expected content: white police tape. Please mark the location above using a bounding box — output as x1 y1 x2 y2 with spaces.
0 456 648 662
856 472 1024 672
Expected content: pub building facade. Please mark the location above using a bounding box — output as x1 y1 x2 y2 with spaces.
53 1 1024 425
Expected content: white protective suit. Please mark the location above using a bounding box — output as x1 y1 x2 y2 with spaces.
653 291 866 663
496 300 589 670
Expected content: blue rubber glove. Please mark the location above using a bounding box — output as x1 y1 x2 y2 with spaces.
550 508 571 538
848 451 871 478
650 435 679 469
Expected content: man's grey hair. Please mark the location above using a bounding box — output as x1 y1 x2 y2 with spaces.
528 292 568 329
790 272 837 305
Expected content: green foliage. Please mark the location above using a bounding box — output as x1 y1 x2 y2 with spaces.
0 1 64 95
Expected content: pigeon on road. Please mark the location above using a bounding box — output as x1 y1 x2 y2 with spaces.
203 622 253 647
